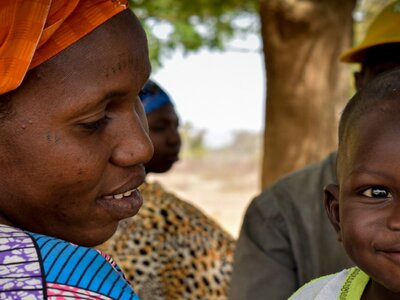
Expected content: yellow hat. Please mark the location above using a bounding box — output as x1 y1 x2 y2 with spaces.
340 0 400 63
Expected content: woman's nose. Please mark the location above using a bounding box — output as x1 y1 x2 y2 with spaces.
110 113 154 167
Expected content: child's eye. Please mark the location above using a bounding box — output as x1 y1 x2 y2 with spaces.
361 186 392 198
80 115 111 131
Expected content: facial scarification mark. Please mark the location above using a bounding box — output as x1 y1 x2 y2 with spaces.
46 132 61 143
104 52 135 78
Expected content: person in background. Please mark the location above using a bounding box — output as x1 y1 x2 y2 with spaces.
229 2 400 299
291 67 400 300
0 1 153 299
99 80 236 300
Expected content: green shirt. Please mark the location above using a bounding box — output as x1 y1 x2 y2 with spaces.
289 267 369 300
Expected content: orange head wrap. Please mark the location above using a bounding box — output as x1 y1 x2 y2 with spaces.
0 0 128 95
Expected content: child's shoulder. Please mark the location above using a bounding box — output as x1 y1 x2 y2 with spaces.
289 267 369 300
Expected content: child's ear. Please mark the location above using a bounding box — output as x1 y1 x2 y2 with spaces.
324 184 342 242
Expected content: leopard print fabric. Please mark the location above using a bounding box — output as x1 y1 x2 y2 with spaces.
98 181 235 300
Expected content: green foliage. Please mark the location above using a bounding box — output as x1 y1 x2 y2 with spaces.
129 0 258 68
129 0 396 69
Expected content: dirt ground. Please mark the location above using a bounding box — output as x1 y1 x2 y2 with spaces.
147 152 261 238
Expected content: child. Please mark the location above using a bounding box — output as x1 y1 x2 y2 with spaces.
290 67 400 299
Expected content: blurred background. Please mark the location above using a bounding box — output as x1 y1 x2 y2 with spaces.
130 0 395 237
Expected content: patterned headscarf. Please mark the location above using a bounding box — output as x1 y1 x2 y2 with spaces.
0 0 128 95
139 80 174 114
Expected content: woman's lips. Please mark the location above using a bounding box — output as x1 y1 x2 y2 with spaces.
103 188 137 199
97 188 143 220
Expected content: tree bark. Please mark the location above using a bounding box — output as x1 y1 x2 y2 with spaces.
260 0 357 188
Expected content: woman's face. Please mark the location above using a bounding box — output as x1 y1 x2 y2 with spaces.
145 104 181 174
0 10 153 246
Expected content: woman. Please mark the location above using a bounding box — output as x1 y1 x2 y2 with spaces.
99 80 235 300
0 1 152 298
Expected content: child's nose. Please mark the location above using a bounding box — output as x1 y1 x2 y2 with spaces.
386 201 400 231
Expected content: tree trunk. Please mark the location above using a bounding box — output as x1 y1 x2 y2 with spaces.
260 0 357 188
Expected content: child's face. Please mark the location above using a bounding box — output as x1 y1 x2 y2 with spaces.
325 109 400 294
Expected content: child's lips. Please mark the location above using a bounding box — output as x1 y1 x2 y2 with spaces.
378 248 400 265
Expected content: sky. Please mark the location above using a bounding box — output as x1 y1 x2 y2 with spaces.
151 33 265 148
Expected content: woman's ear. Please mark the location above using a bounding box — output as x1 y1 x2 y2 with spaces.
324 184 342 242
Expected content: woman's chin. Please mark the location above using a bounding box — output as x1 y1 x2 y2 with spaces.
57 224 120 247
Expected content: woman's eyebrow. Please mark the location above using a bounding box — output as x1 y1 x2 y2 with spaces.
103 90 128 100
70 90 129 117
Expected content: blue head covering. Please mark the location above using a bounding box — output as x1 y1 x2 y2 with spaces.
139 79 174 114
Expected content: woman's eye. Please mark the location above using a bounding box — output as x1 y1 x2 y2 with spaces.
81 115 111 131
361 187 392 198
149 121 168 132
